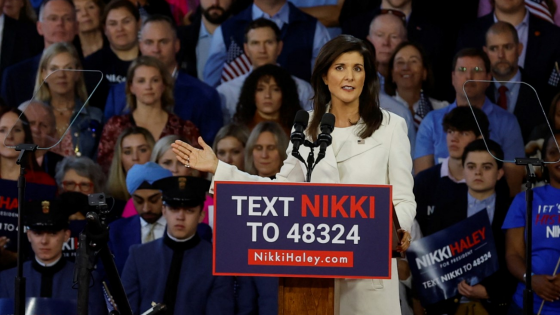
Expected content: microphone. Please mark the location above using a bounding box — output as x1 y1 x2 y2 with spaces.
290 110 309 154
318 113 335 152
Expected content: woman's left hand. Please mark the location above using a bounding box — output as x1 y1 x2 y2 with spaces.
457 280 489 299
396 229 412 252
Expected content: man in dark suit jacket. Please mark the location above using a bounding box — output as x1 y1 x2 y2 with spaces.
483 21 546 144
0 0 79 108
176 0 233 80
421 139 516 314
456 0 560 108
105 15 223 143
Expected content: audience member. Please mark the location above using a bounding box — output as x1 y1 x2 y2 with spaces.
0 108 56 185
457 0 560 108
212 123 250 171
478 0 560 25
502 131 560 315
203 0 330 87
0 0 41 80
54 155 105 195
121 175 234 314
106 126 155 201
18 100 63 178
33 42 103 159
177 0 233 79
130 0 173 22
107 162 171 275
0 199 106 314
73 0 105 57
415 106 490 237
217 18 314 121
97 56 200 172
526 92 560 161
151 134 193 177
340 0 450 101
385 42 449 130
104 15 223 144
83 0 140 110
421 139 516 314
1 0 78 108
244 121 288 178
4 0 37 22
233 64 301 135
414 48 525 196
483 21 546 143
364 13 417 150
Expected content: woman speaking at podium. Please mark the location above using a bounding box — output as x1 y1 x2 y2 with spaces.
172 35 416 314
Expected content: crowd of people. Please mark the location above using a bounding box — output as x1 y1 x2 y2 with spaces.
0 0 558 314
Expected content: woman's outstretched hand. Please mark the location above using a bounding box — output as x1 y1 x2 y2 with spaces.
171 137 219 174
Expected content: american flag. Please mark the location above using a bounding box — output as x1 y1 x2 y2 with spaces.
221 39 252 83
525 0 554 23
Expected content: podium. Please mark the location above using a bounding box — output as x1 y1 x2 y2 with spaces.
213 181 403 313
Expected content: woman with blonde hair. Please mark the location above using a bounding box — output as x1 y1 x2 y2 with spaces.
106 126 155 201
244 121 288 178
212 123 250 172
97 55 200 173
33 42 103 159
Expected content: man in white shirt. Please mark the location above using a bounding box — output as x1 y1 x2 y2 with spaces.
107 162 172 275
217 17 314 123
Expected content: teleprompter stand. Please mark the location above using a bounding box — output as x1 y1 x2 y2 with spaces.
14 144 37 315
515 158 543 315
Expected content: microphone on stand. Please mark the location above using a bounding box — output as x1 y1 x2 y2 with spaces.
316 113 335 163
290 110 309 157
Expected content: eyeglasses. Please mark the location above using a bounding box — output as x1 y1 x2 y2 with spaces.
62 181 93 192
456 66 485 74
379 9 407 23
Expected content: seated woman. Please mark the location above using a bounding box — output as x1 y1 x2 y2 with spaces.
212 123 250 172
73 0 106 57
97 55 200 173
385 42 448 130
233 64 301 136
33 42 104 159
107 126 155 201
503 131 560 315
244 121 288 179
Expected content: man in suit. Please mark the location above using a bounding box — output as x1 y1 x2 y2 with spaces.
456 0 560 108
0 199 106 314
121 175 234 315
203 0 330 87
0 0 78 108
177 0 233 80
421 139 516 314
104 14 223 144
415 48 525 196
483 21 546 143
216 17 314 122
107 162 171 275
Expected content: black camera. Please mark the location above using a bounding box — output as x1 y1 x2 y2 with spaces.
88 193 107 207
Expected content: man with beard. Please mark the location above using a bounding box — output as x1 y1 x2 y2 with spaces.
107 162 172 275
483 21 545 143
177 0 233 80
415 48 525 196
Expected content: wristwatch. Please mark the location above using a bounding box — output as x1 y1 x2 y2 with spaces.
523 272 534 282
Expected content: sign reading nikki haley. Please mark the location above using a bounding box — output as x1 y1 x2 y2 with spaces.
406 211 499 306
212 181 394 279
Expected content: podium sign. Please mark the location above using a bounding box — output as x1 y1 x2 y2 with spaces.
213 182 394 279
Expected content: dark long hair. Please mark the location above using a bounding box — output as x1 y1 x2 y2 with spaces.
384 41 435 96
234 64 301 131
542 130 560 184
308 35 383 140
0 108 41 172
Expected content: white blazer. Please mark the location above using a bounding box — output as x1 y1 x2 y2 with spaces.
211 110 416 314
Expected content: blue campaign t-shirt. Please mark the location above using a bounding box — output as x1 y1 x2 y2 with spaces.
502 185 560 314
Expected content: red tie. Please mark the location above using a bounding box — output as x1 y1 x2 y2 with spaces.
497 85 508 110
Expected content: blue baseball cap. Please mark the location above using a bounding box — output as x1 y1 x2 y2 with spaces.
126 162 172 194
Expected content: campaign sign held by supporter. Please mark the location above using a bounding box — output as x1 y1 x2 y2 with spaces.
213 181 394 279
406 211 499 306
0 179 57 251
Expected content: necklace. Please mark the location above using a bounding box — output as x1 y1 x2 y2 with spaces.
52 105 74 116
